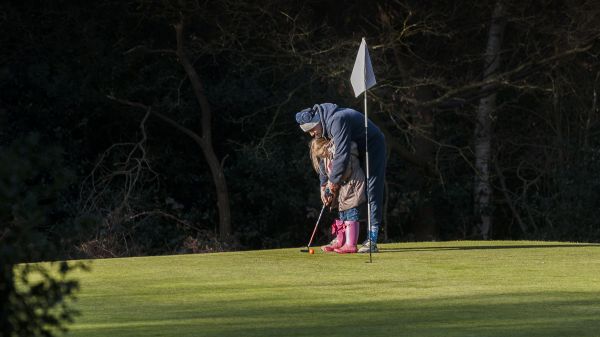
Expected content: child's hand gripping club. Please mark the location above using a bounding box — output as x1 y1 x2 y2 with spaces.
321 182 340 211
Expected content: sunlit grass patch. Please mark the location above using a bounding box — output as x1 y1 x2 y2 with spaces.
66 241 600 337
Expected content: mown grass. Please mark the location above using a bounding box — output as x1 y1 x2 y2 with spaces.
64 241 600 337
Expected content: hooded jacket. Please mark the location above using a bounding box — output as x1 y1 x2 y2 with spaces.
313 103 384 185
323 141 367 211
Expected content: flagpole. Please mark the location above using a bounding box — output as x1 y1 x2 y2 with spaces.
364 85 372 264
351 37 376 263
363 37 372 264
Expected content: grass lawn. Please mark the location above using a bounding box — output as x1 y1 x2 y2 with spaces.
65 241 600 337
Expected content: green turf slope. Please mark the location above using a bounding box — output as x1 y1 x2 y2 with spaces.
66 241 600 337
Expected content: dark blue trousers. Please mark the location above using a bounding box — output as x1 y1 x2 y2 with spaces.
361 131 386 228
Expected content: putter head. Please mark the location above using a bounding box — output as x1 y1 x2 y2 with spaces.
299 247 309 253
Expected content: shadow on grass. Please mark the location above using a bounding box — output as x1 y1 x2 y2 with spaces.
69 291 600 337
378 243 600 253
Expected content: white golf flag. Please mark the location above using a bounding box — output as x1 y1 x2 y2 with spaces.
350 38 376 97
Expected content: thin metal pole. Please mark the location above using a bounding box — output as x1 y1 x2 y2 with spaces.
307 204 326 248
364 87 372 264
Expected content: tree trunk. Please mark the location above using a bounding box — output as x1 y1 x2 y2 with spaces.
198 142 232 239
474 1 506 239
175 22 232 239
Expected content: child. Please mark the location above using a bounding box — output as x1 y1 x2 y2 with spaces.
310 137 366 254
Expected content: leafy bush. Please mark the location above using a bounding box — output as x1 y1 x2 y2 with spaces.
0 134 90 336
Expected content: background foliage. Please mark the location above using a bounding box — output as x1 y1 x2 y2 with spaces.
0 134 89 336
1 0 600 261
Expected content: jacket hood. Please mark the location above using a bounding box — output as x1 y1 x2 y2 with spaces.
313 103 338 138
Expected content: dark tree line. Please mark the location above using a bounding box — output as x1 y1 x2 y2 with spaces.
1 1 599 333
2 0 600 257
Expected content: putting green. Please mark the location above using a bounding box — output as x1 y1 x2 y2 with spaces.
65 241 600 337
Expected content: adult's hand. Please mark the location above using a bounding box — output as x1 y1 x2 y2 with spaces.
320 185 329 205
325 182 340 207
326 182 340 197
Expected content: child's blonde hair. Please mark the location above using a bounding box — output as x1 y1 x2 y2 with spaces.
309 138 330 175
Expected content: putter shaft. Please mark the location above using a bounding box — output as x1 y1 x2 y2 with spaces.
305 204 326 249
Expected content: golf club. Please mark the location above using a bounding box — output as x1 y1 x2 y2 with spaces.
300 203 326 253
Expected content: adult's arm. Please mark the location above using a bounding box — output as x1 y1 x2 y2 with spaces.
319 159 327 186
318 159 331 205
328 116 351 184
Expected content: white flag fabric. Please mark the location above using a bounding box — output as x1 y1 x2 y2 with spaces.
350 38 376 97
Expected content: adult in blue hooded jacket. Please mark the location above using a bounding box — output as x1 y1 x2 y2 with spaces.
296 103 386 253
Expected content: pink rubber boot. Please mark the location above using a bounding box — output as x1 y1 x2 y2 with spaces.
334 221 359 254
321 219 345 252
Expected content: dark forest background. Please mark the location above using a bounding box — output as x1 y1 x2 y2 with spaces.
2 0 600 262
